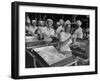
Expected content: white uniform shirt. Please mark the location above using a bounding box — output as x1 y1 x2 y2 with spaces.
38 26 45 33
74 27 83 39
42 27 55 38
60 32 72 52
27 26 37 35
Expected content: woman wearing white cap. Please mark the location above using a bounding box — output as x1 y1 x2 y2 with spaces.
56 19 64 35
59 20 72 56
30 20 37 35
42 19 55 42
74 20 83 39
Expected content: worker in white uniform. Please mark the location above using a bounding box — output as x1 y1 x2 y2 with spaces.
31 20 37 35
36 20 45 40
74 20 83 39
25 18 37 35
59 20 72 56
25 16 31 35
56 19 64 35
72 20 83 44
38 20 45 31
42 19 55 42
25 17 38 41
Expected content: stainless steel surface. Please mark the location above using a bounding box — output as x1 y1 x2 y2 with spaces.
34 46 72 65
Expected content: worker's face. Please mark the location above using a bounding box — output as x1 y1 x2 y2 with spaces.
47 21 53 27
76 21 82 27
60 20 64 25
